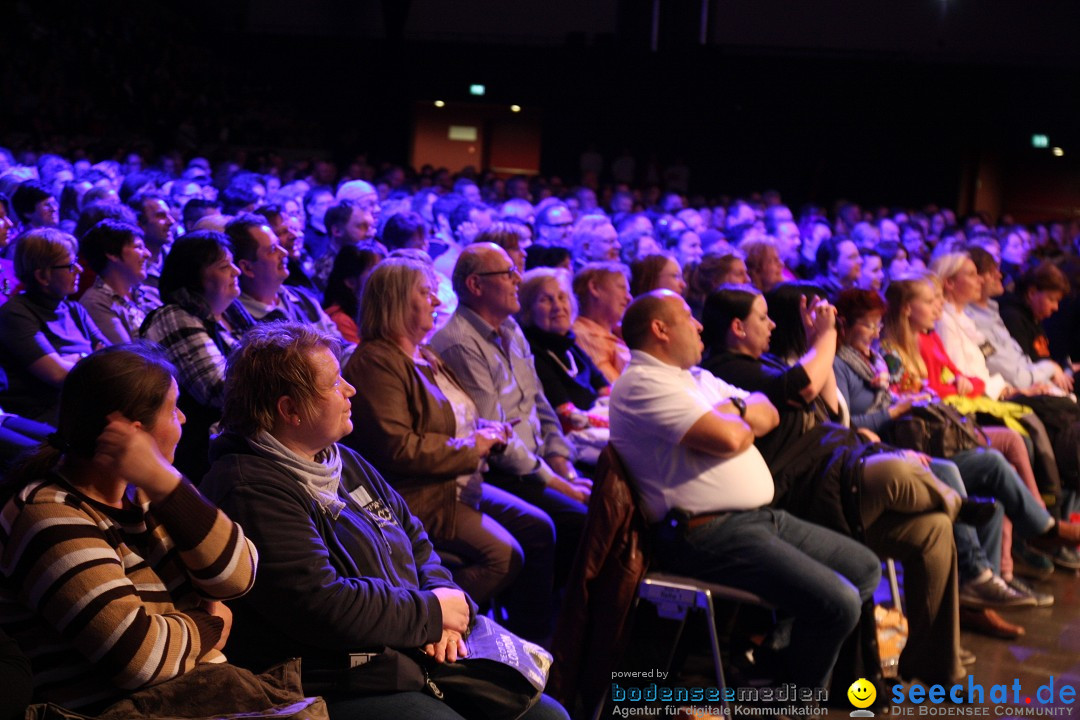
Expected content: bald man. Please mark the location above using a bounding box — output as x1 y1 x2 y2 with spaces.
610 290 880 690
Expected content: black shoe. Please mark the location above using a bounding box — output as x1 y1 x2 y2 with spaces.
957 497 997 526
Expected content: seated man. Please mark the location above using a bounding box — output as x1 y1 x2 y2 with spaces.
226 214 355 359
432 243 590 584
609 290 881 689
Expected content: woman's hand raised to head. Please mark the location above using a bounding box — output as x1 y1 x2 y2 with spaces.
93 412 182 503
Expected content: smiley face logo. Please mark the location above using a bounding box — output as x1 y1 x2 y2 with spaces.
848 678 877 709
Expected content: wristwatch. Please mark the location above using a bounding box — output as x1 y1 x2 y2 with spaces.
730 396 747 418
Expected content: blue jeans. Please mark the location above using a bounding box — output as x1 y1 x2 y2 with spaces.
327 691 569 720
655 508 881 688
927 458 1004 582
951 448 1053 539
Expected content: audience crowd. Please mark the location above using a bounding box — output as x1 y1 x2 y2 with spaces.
1 144 1080 719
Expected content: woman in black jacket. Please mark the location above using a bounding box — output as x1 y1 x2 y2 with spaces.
200 322 567 720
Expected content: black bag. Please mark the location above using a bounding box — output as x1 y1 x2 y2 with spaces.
425 615 553 720
885 401 988 458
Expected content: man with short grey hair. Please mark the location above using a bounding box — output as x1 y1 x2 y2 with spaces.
433 242 588 586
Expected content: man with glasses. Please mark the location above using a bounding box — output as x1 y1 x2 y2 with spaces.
534 203 575 250
433 243 589 596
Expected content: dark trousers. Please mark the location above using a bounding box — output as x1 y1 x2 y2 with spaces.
655 508 881 689
437 485 556 640
484 471 587 591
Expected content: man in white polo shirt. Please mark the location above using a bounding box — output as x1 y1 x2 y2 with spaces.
609 290 881 690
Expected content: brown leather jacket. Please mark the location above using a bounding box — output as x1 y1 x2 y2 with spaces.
550 445 651 715
343 338 483 540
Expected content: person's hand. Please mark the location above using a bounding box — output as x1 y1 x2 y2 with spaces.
93 412 181 502
423 629 468 663
470 427 505 458
955 376 974 396
857 428 882 443
432 587 471 634
902 450 932 468
889 397 914 419
1051 367 1074 392
999 384 1018 400
547 474 590 504
456 221 480 244
544 456 592 503
204 601 233 651
801 296 836 342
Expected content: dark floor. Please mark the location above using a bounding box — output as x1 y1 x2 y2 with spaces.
604 566 1080 719
875 566 1080 719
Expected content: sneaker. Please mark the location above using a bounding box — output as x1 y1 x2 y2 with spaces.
1012 543 1055 581
1052 545 1080 570
959 575 1037 609
1005 577 1054 607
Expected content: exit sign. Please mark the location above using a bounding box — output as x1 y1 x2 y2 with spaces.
469 84 486 96
1032 134 1049 148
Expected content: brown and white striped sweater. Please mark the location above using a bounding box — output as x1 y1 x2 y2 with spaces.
0 475 257 710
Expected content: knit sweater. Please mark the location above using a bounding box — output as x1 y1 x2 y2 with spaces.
0 476 257 710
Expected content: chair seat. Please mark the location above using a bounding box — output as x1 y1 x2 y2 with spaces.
641 572 775 612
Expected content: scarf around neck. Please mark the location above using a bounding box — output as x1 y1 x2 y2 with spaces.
836 344 894 416
250 431 346 518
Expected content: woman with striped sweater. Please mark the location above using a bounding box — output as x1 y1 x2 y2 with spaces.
0 344 257 712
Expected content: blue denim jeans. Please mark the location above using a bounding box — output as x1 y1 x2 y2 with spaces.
655 507 881 688
951 448 1053 539
927 458 1004 582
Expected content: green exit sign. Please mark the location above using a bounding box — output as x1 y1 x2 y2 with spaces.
469 84 486 96
1032 134 1049 148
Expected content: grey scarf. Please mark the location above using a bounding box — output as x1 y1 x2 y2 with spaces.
250 431 346 518
836 344 894 416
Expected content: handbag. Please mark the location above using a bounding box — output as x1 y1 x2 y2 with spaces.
424 615 553 720
885 401 988 458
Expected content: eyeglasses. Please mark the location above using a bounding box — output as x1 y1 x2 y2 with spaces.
475 265 519 279
51 262 80 273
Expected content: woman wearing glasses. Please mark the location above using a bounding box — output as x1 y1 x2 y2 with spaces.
0 228 108 425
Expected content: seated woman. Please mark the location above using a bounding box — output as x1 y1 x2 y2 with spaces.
571 262 633 383
141 231 253 482
77 219 162 344
0 229 108 424
684 252 750 320
833 288 1056 619
740 238 785 294
344 258 556 640
519 267 610 466
702 282 966 685
199 322 567 720
629 252 686 297
882 274 1080 576
0 345 257 712
322 245 384 345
